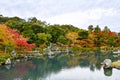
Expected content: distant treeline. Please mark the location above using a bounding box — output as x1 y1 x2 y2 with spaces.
0 15 120 53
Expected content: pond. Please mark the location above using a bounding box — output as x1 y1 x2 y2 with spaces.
0 51 120 80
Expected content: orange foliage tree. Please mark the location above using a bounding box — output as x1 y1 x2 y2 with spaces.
0 24 36 53
66 32 78 46
0 24 15 53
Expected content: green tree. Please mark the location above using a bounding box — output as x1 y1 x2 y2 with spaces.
31 24 44 34
94 25 101 33
78 30 89 40
45 25 64 43
103 26 111 33
88 25 93 33
6 20 23 32
28 17 37 23
37 33 51 45
57 35 68 44
107 36 116 47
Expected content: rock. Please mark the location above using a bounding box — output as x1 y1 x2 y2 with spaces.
11 50 17 57
16 59 20 62
102 59 120 69
112 61 120 68
5 58 11 65
103 59 112 68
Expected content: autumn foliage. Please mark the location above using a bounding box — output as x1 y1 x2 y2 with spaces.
0 24 36 53
65 29 120 48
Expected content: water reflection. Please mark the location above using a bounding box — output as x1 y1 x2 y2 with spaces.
0 51 120 80
103 68 112 76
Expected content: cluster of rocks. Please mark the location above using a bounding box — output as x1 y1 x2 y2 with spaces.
102 59 120 69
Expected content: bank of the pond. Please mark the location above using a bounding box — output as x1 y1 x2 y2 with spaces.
0 46 119 66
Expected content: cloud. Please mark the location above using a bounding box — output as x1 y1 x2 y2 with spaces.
0 0 120 31
45 8 119 30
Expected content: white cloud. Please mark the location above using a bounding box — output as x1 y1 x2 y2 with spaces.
45 8 118 30
0 0 120 31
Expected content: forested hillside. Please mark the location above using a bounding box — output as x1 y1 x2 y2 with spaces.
0 15 120 54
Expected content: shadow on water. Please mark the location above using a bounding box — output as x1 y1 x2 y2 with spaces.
0 50 120 80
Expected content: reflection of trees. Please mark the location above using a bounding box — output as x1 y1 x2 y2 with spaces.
0 50 117 79
90 64 95 71
0 61 35 80
23 51 116 80
0 67 13 80
80 59 90 67
22 56 70 80
79 50 116 71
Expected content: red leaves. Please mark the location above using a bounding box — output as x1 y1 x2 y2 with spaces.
15 38 36 50
108 32 117 37
13 31 36 51
0 24 36 52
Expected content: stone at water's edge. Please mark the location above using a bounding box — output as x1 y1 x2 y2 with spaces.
112 61 120 68
103 59 120 69
103 59 112 68
5 58 11 65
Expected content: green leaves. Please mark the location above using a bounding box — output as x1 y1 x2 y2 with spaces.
57 35 68 44
78 30 89 39
37 33 51 45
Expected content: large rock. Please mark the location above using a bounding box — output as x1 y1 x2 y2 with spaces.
103 59 112 68
102 59 120 69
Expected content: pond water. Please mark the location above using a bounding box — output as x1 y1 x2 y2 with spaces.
0 51 120 80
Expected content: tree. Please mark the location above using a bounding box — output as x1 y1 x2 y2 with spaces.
118 32 120 36
94 25 101 33
103 26 110 33
107 36 116 47
28 17 37 23
78 30 89 40
12 30 36 52
66 32 78 46
92 25 102 47
45 25 64 43
0 24 36 53
0 24 15 53
5 20 23 32
31 24 44 34
88 25 94 33
57 35 68 44
37 33 51 45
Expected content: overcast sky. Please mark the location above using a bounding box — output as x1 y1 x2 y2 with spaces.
0 0 120 32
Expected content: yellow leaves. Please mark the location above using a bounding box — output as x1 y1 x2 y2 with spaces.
66 32 78 42
39 43 47 48
89 33 94 39
65 32 95 47
74 39 94 47
0 24 15 46
0 24 16 53
0 52 8 57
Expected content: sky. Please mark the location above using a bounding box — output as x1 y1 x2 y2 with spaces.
0 0 120 32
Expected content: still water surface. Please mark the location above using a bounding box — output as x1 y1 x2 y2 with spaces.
0 51 120 80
